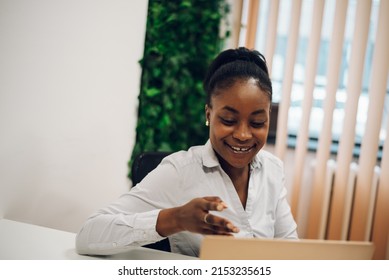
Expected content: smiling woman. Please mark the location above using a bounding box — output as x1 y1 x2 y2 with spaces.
76 47 298 258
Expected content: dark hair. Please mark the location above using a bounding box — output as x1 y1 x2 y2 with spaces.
203 47 272 105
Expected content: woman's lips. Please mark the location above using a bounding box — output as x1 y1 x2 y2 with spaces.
225 142 256 153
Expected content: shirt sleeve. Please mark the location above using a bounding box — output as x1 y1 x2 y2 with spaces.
76 159 180 255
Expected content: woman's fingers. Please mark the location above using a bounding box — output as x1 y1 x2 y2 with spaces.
201 197 239 234
202 212 239 234
174 196 240 235
202 196 228 212
202 228 234 236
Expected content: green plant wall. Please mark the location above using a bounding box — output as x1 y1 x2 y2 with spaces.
129 0 230 173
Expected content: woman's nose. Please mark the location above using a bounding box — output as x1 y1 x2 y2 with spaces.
233 123 252 141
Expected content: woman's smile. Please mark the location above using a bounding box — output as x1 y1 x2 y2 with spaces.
225 142 256 154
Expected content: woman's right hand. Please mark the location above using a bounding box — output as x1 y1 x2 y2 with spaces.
156 196 239 237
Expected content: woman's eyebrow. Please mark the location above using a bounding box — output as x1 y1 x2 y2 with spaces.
221 106 239 114
251 109 267 115
221 106 267 115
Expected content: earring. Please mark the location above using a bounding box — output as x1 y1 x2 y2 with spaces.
205 120 209 126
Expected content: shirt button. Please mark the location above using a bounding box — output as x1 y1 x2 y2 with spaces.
143 232 147 238
112 242 117 247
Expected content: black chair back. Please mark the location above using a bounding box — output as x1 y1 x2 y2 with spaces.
131 151 172 186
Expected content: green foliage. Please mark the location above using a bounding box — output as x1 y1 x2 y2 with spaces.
129 0 230 175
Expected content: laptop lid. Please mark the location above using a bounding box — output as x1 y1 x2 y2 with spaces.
199 236 375 260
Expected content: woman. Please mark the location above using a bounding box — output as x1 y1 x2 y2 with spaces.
76 47 298 257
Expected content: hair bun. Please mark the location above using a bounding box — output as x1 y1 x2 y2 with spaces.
203 47 272 105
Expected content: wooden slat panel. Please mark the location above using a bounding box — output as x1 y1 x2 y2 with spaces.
327 0 372 240
290 0 330 218
274 0 302 160
349 0 389 241
371 116 389 258
264 0 280 76
307 0 349 236
245 0 260 49
224 0 244 49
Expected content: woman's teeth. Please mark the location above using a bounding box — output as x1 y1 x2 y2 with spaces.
230 146 252 153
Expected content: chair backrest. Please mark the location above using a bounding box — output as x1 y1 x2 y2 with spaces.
131 151 172 252
131 151 172 187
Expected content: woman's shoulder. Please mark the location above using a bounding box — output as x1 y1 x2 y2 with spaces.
256 149 283 169
162 144 205 169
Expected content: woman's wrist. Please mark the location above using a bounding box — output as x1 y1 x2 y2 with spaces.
156 207 183 237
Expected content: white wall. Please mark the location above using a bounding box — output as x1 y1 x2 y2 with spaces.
0 0 149 233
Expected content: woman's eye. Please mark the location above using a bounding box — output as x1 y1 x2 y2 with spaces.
220 118 236 126
251 121 266 128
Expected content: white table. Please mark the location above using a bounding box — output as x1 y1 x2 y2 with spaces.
0 219 195 260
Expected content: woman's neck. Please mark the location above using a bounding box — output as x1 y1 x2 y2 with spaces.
217 155 250 208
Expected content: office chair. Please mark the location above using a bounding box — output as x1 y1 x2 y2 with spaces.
131 151 172 252
131 151 172 186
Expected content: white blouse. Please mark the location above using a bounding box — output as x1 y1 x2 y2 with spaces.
76 140 298 257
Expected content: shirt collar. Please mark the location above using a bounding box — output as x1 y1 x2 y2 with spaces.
202 140 220 168
250 152 261 171
202 139 262 170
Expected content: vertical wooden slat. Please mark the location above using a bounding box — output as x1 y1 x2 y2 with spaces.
245 0 260 49
224 0 244 49
327 0 372 240
290 0 326 217
274 0 303 160
372 112 389 259
264 0 280 76
341 162 359 240
319 159 337 239
349 0 389 241
306 0 352 239
365 166 380 240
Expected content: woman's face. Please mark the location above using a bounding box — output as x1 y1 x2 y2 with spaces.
205 78 271 171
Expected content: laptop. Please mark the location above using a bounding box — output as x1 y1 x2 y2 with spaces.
199 236 375 260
